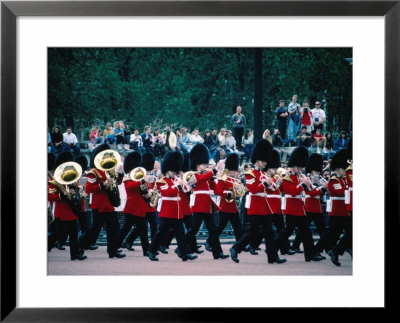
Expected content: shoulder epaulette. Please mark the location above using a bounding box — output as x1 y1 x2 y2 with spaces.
330 176 340 182
49 179 57 185
122 175 131 183
156 177 167 185
282 175 293 183
245 169 256 178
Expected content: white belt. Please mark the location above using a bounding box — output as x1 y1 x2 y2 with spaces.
161 197 180 201
305 195 320 199
193 190 213 195
330 197 345 201
285 194 302 199
349 187 353 191
249 192 267 197
266 195 281 199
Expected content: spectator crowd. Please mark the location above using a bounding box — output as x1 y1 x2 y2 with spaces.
48 98 351 164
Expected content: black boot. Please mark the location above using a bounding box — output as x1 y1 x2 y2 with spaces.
328 249 341 266
147 250 159 261
268 257 287 264
159 245 168 254
71 254 87 261
305 254 325 262
55 241 65 250
229 247 239 263
181 254 198 261
249 247 258 255
204 241 212 252
109 252 126 259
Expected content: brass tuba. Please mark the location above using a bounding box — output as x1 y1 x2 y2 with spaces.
130 167 151 202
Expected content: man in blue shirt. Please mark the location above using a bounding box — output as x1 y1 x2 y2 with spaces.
141 125 153 153
287 95 301 144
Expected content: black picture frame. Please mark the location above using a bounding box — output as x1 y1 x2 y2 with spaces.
1 0 397 320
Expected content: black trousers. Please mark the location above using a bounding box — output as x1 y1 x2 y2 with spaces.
186 212 223 258
318 215 352 255
292 212 327 251
272 214 291 254
277 119 287 139
233 214 279 262
49 220 80 258
150 218 189 256
206 212 242 244
77 211 89 235
117 214 149 255
162 214 195 248
125 212 157 245
48 218 69 247
282 215 316 259
79 210 119 255
233 127 244 150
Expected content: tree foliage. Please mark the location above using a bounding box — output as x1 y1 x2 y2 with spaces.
48 47 352 140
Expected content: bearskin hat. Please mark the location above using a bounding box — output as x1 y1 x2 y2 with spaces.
53 151 74 171
251 139 273 164
189 143 209 171
225 153 239 171
48 153 56 172
181 152 190 172
305 153 323 174
330 148 348 171
90 143 110 169
161 151 183 174
141 152 155 171
123 151 142 174
268 149 281 169
288 146 309 167
74 155 88 172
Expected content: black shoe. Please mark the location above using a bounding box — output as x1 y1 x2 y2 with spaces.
305 254 325 262
71 254 87 261
55 241 65 250
109 252 126 259
126 244 135 251
181 254 198 261
282 249 296 255
88 244 98 250
346 248 352 257
174 247 181 257
229 247 239 263
243 246 250 252
159 245 168 254
249 247 258 255
204 241 212 252
292 248 304 254
268 257 287 264
316 252 326 260
218 253 229 259
147 250 159 261
328 250 341 266
195 247 204 254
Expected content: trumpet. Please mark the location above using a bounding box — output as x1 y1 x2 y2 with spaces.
318 175 328 186
299 173 312 189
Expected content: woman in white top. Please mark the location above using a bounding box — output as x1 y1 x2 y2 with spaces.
217 128 228 152
130 128 145 154
226 130 238 153
190 129 204 144
262 129 273 144
242 129 254 160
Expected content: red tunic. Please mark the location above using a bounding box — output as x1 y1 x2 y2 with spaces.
345 166 353 212
328 175 350 217
178 190 192 216
48 179 78 221
85 168 123 213
143 181 157 213
265 177 282 215
157 177 183 219
304 186 324 213
245 169 272 215
123 177 146 217
280 174 306 216
214 179 239 214
190 171 215 214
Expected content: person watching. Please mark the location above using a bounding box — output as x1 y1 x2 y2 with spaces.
287 94 301 144
262 129 273 144
275 100 288 140
312 128 326 153
311 101 326 133
300 100 313 133
141 125 153 153
50 125 68 154
272 129 283 147
90 126 103 146
130 128 146 154
152 128 166 157
333 131 349 152
103 122 116 145
242 129 254 160
63 127 80 156
231 106 247 151
113 121 125 148
295 126 312 148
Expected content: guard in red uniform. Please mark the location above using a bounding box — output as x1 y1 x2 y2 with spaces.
79 144 125 258
73 155 91 236
206 153 243 247
147 151 197 261
320 148 352 266
291 153 328 258
280 146 325 262
160 152 203 254
48 152 87 261
124 152 158 251
185 143 229 260
116 151 150 256
229 139 286 264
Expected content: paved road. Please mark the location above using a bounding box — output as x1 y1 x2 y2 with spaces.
48 244 352 276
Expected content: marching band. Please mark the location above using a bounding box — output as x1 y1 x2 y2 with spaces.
48 139 353 267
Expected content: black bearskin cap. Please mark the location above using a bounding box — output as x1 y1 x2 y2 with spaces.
268 149 281 169
74 155 88 172
225 153 239 171
288 146 309 167
48 153 56 172
182 152 190 172
141 152 155 171
123 151 142 174
306 153 323 174
53 151 74 171
251 139 273 164
330 148 348 171
189 143 209 171
90 143 110 168
161 151 183 174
